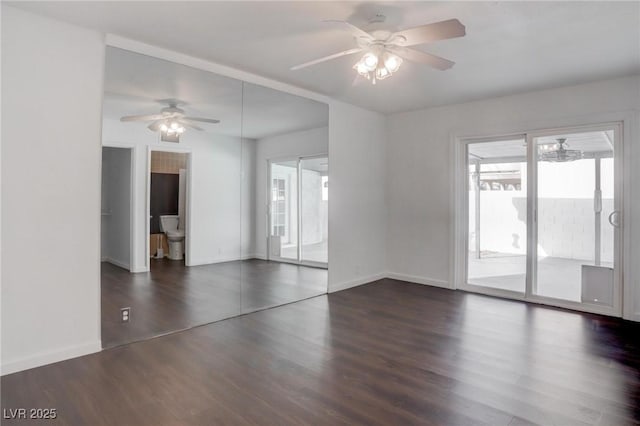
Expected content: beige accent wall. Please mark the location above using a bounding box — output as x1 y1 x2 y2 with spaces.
151 151 187 174
149 233 169 258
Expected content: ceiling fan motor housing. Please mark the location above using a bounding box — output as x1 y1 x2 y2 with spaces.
161 106 184 115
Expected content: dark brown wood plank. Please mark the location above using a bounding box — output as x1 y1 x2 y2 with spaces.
2 279 639 425
101 259 327 348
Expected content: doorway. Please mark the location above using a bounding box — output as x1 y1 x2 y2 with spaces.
268 155 328 267
101 146 133 271
147 149 191 268
458 123 623 316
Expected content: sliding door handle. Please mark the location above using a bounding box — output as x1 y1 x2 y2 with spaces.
608 210 621 228
594 189 602 213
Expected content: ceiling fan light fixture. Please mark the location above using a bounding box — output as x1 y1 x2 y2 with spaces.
165 127 185 135
121 100 219 140
290 18 465 85
383 52 402 73
362 52 378 71
353 50 402 84
161 119 185 135
375 66 391 80
354 60 370 77
539 138 583 162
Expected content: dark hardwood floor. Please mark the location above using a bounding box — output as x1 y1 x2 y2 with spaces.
101 259 327 348
3 279 640 425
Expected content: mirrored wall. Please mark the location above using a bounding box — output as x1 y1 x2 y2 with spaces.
100 47 328 348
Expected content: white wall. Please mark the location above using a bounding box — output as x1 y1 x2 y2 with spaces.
241 139 256 258
102 118 249 269
329 103 387 292
101 147 132 269
254 127 328 258
386 76 640 319
1 6 105 374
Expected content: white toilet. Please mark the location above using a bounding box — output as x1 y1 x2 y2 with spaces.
159 215 185 260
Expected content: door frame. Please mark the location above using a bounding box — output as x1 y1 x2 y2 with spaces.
266 153 328 269
101 144 136 272
456 133 529 301
146 146 193 269
525 123 623 316
454 120 627 317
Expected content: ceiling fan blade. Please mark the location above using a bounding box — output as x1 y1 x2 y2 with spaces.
120 113 165 122
324 20 373 41
291 48 363 71
183 116 220 124
390 47 455 71
179 119 204 131
389 19 466 47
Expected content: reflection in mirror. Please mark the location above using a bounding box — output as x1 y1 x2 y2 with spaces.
100 47 328 349
240 82 329 313
100 47 243 348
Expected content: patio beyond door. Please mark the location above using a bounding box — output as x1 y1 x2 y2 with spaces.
467 138 528 293
462 124 622 316
530 128 619 309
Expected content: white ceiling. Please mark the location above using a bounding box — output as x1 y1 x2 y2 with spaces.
104 47 328 139
10 1 640 114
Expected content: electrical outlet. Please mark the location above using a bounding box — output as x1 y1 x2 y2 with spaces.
121 307 131 323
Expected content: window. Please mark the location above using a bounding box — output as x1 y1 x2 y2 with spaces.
321 176 328 201
272 178 286 237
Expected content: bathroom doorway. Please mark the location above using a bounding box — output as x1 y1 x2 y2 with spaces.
147 149 191 269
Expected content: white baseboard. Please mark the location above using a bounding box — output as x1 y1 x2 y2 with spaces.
329 272 452 294
188 256 243 266
624 311 640 322
386 272 453 289
102 257 130 271
1 340 101 376
241 253 261 260
185 254 285 267
188 253 269 266
328 272 387 293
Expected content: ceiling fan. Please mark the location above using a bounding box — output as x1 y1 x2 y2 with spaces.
120 99 220 135
539 138 583 162
291 16 465 84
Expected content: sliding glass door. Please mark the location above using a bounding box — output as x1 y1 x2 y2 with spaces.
462 124 622 315
269 155 328 267
467 138 527 294
300 157 328 264
530 128 620 310
269 159 298 261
